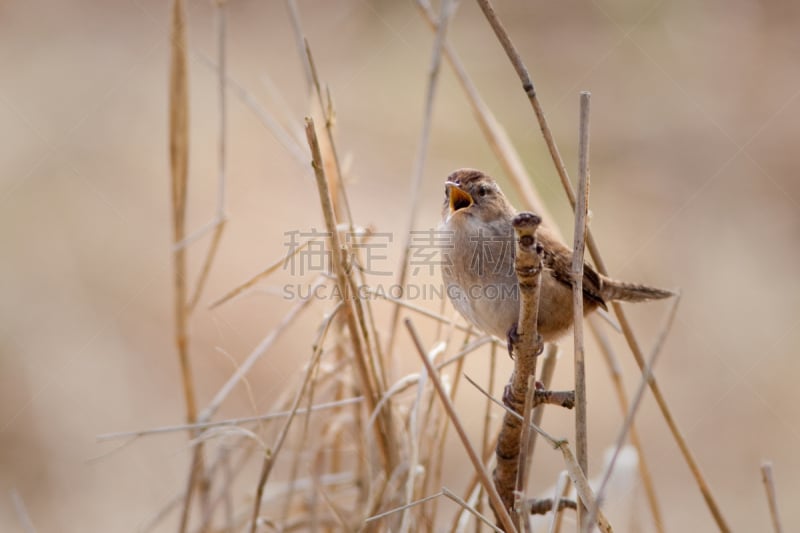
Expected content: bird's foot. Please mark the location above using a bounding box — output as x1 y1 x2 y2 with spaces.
506 323 519 358
502 380 546 410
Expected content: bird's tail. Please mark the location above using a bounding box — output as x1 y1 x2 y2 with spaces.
600 277 675 303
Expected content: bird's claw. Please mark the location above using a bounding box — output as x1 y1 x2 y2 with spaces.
506 323 519 358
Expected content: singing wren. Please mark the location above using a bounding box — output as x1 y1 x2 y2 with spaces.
439 168 672 346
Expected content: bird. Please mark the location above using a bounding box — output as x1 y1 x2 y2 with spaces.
439 168 673 348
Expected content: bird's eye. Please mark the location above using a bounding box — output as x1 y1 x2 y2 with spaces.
478 186 488 197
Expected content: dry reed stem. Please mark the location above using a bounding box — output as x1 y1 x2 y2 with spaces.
588 316 664 532
305 117 395 474
761 461 784 533
387 0 456 358
168 0 208 529
406 318 518 533
473 2 730 530
572 91 591 530
494 212 543 523
248 300 343 533
585 294 681 532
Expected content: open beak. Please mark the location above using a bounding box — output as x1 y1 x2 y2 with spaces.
446 181 474 213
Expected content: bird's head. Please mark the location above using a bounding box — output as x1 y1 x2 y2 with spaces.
442 168 513 224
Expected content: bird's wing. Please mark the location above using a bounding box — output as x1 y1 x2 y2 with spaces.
538 227 608 311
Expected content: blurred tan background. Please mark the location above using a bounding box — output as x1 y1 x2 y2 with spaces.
2 0 799 531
